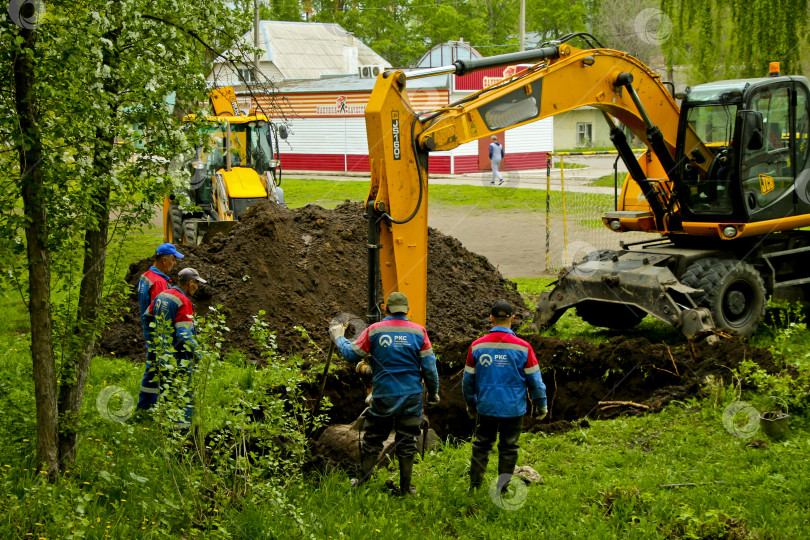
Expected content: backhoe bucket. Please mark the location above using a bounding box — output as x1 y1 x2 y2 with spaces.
535 250 715 339
184 220 238 245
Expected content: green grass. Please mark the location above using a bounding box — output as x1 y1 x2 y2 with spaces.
3 345 806 539
554 161 587 169
590 172 628 187
554 147 646 154
282 178 613 219
277 403 810 539
283 178 371 209
104 225 167 281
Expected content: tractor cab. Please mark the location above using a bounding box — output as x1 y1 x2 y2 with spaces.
189 117 284 220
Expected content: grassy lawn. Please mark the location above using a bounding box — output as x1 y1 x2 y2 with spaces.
589 172 628 188
283 178 613 220
1 338 806 538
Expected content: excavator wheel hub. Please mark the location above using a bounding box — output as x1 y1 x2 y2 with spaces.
726 290 746 315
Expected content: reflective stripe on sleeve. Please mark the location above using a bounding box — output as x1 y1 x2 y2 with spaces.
471 341 529 354
140 386 159 394
175 321 194 329
420 347 434 357
524 365 540 374
351 343 369 357
464 365 476 374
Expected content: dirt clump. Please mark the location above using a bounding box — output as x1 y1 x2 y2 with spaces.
101 200 526 360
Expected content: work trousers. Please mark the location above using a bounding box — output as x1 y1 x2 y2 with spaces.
136 351 194 428
137 350 160 409
471 415 523 478
491 159 503 182
362 411 422 460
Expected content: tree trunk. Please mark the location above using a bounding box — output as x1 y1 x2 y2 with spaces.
57 24 118 467
15 26 59 481
57 182 110 466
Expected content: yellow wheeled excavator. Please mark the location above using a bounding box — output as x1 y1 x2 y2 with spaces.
362 33 810 338
164 87 287 244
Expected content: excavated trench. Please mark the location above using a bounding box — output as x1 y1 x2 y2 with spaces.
102 201 780 471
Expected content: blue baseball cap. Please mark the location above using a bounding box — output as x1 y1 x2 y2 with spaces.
155 243 184 259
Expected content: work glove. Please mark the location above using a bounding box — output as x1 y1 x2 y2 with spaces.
328 322 346 342
535 406 548 421
426 393 440 407
466 403 477 420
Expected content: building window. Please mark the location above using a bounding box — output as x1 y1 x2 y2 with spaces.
237 67 253 83
576 122 592 147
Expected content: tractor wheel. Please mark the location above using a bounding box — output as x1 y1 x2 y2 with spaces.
575 300 645 330
183 222 197 245
169 206 183 244
680 258 767 337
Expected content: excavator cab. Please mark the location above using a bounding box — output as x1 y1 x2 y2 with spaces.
675 77 810 224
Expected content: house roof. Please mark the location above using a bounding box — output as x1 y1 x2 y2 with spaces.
215 21 390 80
255 75 447 94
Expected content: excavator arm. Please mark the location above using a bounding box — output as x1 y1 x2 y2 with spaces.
363 40 714 328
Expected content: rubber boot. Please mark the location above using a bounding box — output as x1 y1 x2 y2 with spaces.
469 453 488 492
398 456 416 495
497 454 519 494
352 453 377 487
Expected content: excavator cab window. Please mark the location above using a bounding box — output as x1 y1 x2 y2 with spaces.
227 126 245 166
679 102 738 215
795 85 810 215
230 121 274 175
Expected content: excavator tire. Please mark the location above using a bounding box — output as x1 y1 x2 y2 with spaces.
680 258 767 337
575 301 646 330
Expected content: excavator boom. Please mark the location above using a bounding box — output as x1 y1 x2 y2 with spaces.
364 42 687 326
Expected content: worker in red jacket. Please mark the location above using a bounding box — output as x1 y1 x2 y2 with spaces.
136 243 183 410
148 267 206 429
463 300 547 492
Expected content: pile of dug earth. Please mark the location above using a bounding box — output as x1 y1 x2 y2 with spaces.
103 200 527 363
104 201 779 469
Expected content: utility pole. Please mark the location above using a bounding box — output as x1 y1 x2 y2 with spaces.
519 0 525 51
254 0 260 71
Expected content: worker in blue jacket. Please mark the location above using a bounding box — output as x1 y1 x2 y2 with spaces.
148 267 206 429
463 300 547 492
330 292 440 495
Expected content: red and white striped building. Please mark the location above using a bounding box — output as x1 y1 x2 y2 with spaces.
221 31 552 174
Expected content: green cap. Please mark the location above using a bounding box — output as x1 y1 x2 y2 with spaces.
386 292 409 314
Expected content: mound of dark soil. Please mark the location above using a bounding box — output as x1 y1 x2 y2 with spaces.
416 333 777 440
101 200 526 360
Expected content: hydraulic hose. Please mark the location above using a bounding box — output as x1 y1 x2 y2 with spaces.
380 115 425 225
